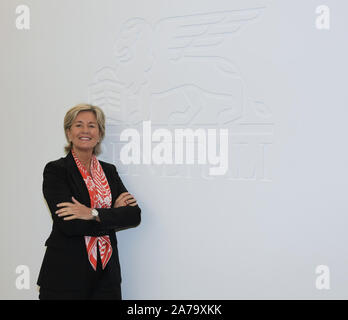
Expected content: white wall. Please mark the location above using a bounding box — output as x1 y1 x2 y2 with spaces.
1 0 348 299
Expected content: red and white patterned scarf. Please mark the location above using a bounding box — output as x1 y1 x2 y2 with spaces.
72 149 113 271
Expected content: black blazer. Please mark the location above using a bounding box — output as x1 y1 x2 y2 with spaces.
37 150 141 291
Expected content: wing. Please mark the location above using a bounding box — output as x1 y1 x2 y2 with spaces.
153 7 265 60
88 67 125 125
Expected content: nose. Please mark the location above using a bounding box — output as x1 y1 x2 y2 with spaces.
81 125 90 133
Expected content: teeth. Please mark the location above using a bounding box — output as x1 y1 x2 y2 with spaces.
80 137 91 140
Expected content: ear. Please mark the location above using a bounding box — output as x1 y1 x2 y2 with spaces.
66 128 71 142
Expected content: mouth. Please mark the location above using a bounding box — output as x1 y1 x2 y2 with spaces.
79 137 92 141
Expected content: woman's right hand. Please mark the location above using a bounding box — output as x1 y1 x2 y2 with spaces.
113 192 138 208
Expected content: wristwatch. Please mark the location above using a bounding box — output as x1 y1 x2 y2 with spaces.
91 209 99 220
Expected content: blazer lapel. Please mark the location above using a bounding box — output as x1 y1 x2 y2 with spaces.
64 150 91 208
99 161 117 208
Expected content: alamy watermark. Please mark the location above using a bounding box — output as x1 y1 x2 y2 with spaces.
315 5 330 30
15 5 30 30
15 265 30 290
315 265 330 290
119 121 229 176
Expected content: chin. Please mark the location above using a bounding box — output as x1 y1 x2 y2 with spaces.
74 145 96 152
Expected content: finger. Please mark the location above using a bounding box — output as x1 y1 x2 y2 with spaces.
123 195 135 201
117 192 130 200
125 198 137 205
56 202 73 208
56 207 73 214
71 196 80 204
124 195 136 205
57 210 73 217
63 214 77 221
128 201 137 207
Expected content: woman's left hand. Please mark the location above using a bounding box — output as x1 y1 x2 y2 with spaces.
55 197 93 221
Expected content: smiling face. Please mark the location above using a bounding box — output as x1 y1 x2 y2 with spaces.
66 111 100 154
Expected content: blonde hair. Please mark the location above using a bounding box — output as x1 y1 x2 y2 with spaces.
64 103 106 155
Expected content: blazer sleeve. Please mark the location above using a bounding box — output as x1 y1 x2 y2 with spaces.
43 161 110 237
96 165 141 231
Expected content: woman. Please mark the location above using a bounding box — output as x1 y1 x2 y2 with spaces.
37 103 141 300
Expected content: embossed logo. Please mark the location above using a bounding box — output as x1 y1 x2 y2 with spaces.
88 7 273 180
